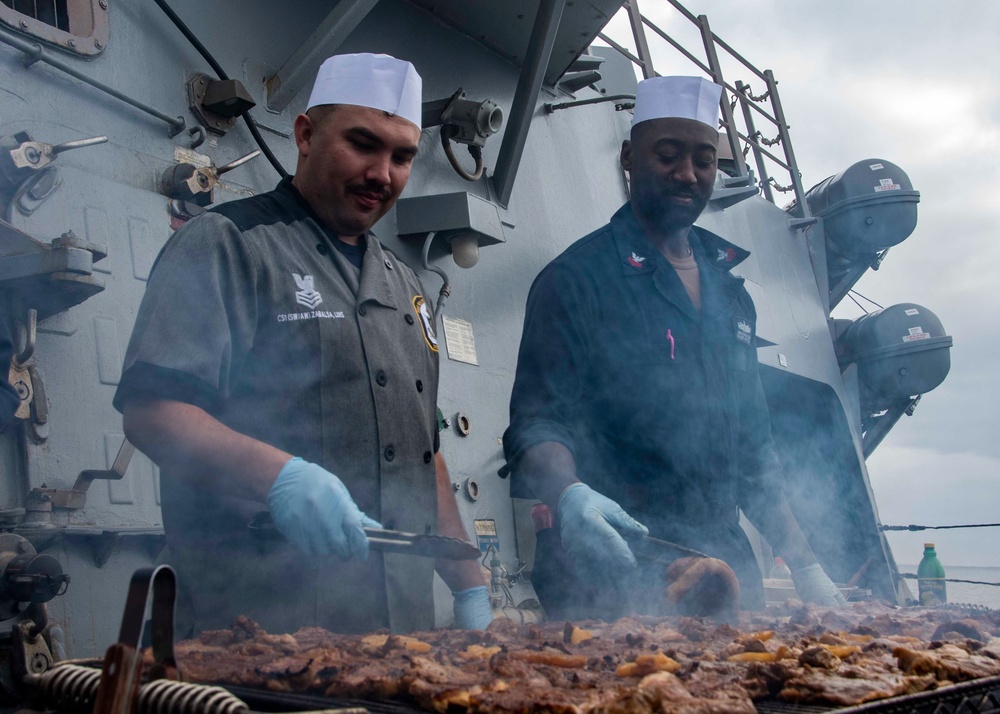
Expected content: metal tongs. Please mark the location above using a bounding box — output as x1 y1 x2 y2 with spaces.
248 512 480 560
625 534 710 565
362 527 480 560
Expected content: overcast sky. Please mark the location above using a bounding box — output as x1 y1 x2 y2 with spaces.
600 2 1000 568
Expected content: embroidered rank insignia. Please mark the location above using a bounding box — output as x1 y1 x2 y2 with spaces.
717 248 737 263
627 252 646 269
292 272 323 309
412 295 439 352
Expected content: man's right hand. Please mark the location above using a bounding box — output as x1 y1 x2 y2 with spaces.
267 458 382 559
557 483 648 569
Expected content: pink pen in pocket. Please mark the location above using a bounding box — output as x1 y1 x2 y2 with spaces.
666 328 675 360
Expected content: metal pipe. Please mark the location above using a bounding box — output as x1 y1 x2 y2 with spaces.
636 18 779 132
736 80 774 203
544 94 635 114
732 129 791 171
421 232 450 322
664 0 699 24
595 32 649 70
492 0 566 208
661 0 769 83
0 28 186 136
625 0 655 79
15 309 36 366
633 22 708 75
696 14 747 177
765 69 810 216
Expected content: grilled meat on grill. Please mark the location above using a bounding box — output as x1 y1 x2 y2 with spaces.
171 604 1000 713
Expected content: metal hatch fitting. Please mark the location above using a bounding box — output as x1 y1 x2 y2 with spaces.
0 132 108 219
0 223 105 321
188 74 257 136
161 150 261 206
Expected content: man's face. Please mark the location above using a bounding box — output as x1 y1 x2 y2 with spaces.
293 105 421 240
620 118 718 234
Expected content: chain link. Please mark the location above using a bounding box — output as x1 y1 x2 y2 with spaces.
767 177 795 193
739 85 771 102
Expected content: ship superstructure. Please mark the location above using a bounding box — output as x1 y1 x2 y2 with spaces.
0 0 951 666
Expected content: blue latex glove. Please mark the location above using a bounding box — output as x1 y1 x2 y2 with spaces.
453 585 493 630
267 457 382 559
557 482 648 569
791 563 849 606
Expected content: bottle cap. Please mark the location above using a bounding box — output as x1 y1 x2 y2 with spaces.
924 543 935 549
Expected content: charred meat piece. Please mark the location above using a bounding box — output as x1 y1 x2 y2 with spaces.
665 557 740 623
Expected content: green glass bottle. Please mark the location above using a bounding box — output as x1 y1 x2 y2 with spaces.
917 543 947 606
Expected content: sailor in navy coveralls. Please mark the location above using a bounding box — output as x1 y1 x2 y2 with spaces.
504 76 846 619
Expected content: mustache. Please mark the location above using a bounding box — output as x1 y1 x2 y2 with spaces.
347 182 391 201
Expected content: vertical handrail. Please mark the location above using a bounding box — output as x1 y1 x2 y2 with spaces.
625 0 656 79
765 70 809 215
736 80 774 202
600 0 809 206
695 14 747 178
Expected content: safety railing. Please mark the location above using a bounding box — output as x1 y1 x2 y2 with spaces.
598 0 811 217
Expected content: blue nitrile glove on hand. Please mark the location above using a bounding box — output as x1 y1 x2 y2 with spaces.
557 482 648 569
267 457 382 559
791 563 849 607
453 585 493 630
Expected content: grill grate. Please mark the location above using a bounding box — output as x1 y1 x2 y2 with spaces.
24 666 1000 714
224 677 1000 714
222 685 423 714
757 676 1000 714
756 704 831 714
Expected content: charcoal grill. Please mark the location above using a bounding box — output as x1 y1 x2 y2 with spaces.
19 565 1000 714
218 677 1000 714
759 673 1000 713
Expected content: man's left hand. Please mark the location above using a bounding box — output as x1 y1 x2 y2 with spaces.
453 585 493 629
791 563 848 606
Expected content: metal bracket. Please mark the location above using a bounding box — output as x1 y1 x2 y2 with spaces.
788 216 819 230
35 438 134 511
710 184 760 209
93 532 121 569
0 223 105 321
10 614 54 693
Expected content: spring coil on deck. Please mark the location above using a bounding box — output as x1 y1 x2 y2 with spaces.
27 664 103 713
138 679 248 714
28 664 248 714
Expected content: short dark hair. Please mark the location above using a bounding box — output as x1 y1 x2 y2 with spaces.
306 104 340 128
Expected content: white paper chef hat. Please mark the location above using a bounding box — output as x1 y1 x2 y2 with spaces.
632 76 722 129
306 53 423 128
